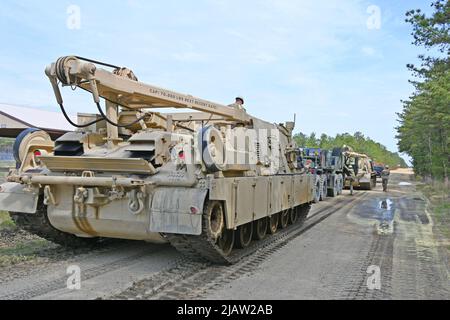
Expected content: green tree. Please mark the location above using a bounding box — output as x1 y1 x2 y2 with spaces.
293 132 407 168
397 0 450 184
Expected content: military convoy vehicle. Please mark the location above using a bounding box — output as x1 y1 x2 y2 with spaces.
342 146 377 191
324 148 346 196
0 56 315 264
300 148 325 203
299 148 344 202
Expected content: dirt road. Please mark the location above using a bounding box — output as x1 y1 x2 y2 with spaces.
0 171 448 300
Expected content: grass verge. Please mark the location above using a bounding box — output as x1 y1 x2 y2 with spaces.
0 211 54 267
0 240 51 267
418 182 450 251
0 211 15 230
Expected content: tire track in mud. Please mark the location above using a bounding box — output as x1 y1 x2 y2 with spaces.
0 239 128 284
111 192 369 300
0 242 170 300
391 195 450 299
341 179 450 300
343 229 395 300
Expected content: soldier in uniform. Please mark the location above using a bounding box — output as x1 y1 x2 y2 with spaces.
343 160 355 195
381 165 390 192
228 96 246 111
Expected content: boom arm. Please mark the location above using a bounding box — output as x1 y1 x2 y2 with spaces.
45 56 250 123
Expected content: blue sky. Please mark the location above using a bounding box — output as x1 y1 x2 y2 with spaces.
0 1 433 160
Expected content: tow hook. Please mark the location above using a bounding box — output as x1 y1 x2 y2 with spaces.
74 187 88 204
73 187 88 214
43 185 57 206
128 189 144 215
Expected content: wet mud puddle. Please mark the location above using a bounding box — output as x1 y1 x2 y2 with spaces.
354 198 396 235
377 199 395 234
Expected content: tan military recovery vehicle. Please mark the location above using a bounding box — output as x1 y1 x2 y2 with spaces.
0 56 315 263
342 146 377 191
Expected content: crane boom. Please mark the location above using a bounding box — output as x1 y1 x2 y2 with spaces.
45 56 250 123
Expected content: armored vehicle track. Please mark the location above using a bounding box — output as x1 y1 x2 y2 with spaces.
166 203 312 264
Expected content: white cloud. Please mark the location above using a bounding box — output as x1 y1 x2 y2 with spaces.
361 46 383 58
248 52 277 64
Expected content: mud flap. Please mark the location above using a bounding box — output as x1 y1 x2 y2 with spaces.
150 188 207 235
0 182 39 213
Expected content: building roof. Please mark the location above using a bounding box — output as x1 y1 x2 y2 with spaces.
0 103 76 131
0 103 76 139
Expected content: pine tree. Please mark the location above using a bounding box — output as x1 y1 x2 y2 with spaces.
397 0 450 184
293 132 408 168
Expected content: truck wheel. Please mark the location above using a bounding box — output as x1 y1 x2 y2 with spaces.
313 180 321 203
338 175 344 195
320 179 328 201
328 179 338 197
336 176 341 195
362 182 372 190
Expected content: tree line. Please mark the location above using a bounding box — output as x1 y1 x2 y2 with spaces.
396 0 449 184
293 132 408 168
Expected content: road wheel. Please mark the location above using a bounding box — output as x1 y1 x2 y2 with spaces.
217 228 234 256
267 215 278 234
204 201 234 256
235 223 253 248
279 210 289 229
253 218 268 240
205 201 225 240
289 208 298 224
